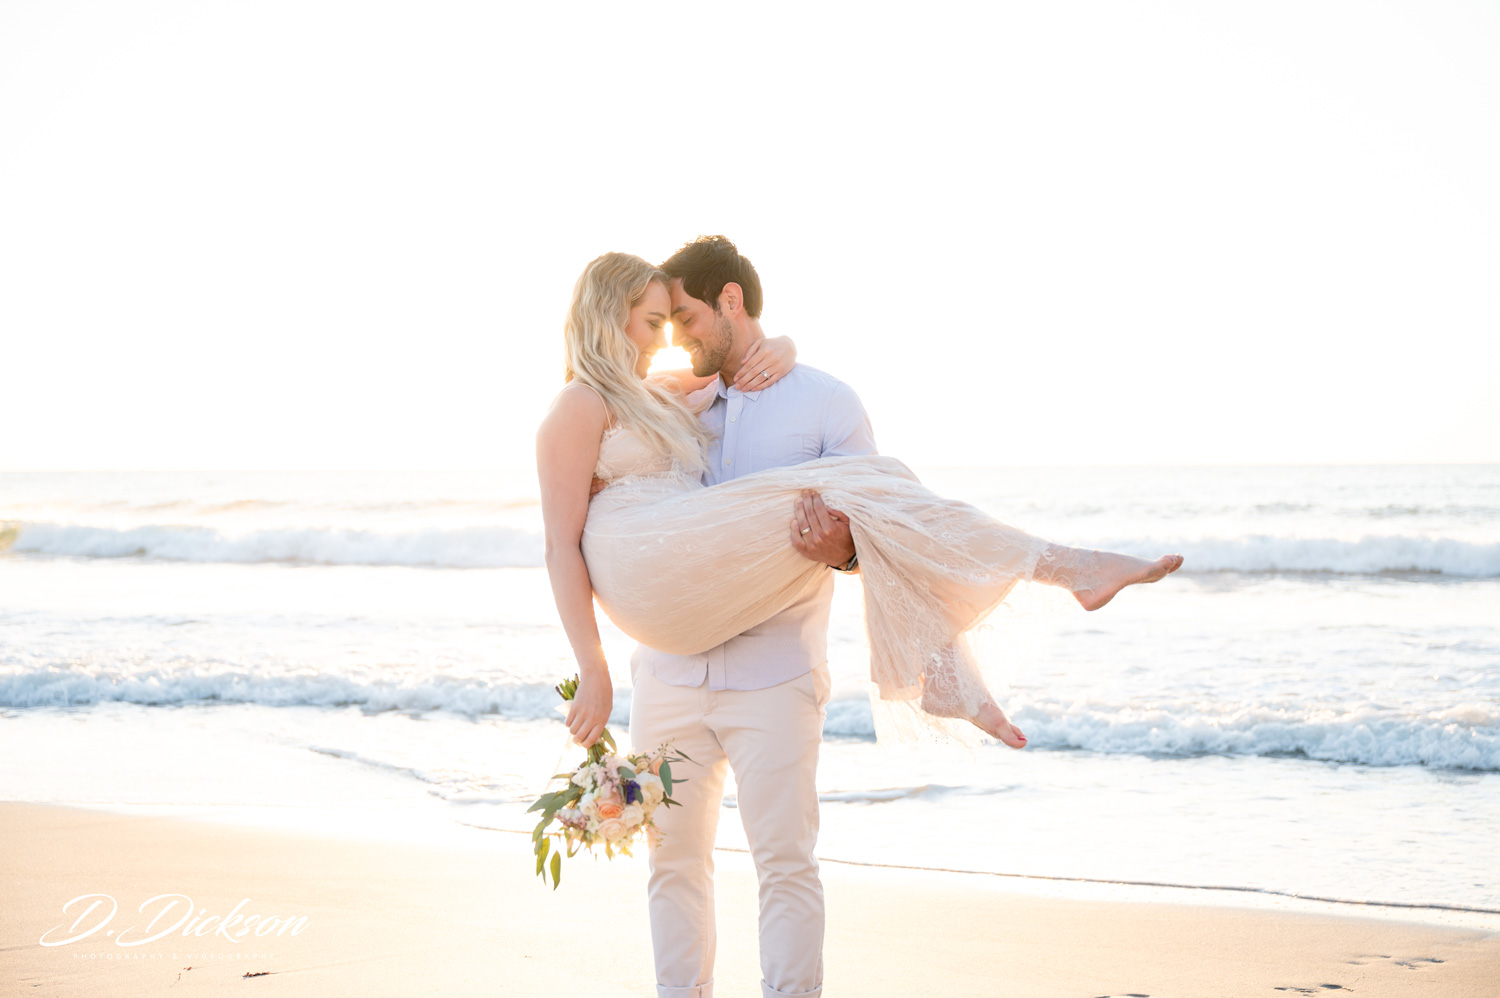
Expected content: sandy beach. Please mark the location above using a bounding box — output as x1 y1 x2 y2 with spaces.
4 0 1499 993
2 802 1495 997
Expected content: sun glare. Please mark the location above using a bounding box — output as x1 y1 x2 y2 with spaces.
649 346 694 372
649 323 693 372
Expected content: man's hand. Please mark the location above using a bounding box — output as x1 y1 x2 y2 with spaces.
791 491 855 568
589 476 608 496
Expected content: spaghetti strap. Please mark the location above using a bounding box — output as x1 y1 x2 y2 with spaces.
559 380 618 431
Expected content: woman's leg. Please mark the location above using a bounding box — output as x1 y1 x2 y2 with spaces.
911 543 1184 747
917 643 1027 749
1032 544 1184 611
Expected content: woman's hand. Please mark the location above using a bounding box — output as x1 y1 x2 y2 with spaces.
732 335 797 392
566 667 614 749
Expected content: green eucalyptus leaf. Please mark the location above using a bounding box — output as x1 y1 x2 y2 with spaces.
550 851 561 889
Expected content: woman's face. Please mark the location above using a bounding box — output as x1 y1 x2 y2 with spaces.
623 280 671 378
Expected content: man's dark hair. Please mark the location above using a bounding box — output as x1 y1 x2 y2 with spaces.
660 235 764 318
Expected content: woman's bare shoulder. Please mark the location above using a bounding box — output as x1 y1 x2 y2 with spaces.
550 382 611 418
540 382 612 436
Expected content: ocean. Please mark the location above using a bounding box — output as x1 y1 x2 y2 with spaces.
2 464 1496 914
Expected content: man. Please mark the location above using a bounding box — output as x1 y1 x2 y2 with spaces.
627 235 874 998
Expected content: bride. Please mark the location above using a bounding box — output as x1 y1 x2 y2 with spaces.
537 251 1183 751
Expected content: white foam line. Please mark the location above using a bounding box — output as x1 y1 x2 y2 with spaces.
468 823 1500 918
6 521 1500 575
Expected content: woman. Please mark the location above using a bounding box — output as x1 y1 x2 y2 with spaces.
537 252 1183 751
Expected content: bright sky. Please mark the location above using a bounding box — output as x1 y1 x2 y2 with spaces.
1 1 1496 471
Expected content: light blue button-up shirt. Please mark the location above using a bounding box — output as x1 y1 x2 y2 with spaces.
631 363 878 691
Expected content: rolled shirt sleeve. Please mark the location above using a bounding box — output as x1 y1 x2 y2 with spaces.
821 381 878 459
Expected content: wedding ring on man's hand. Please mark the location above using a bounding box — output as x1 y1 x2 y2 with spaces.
800 526 812 536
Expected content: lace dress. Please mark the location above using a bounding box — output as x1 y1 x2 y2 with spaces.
581 426 1105 745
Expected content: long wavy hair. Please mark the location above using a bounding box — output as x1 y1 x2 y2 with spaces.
563 252 714 473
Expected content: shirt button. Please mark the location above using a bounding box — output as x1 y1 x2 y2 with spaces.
724 458 732 465
730 416 736 422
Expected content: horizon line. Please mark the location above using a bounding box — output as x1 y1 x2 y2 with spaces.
2 460 1498 475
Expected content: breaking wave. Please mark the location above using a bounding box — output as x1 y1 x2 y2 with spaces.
4 521 1498 576
5 665 1495 771
0 521 541 568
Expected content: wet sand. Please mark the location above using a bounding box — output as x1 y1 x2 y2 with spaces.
2 802 1495 997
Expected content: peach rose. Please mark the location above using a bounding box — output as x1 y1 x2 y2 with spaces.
596 789 624 819
596 817 627 841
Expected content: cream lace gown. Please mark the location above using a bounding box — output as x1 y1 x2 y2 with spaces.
581 426 1105 745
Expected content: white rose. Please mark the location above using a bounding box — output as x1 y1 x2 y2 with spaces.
621 803 645 828
578 791 598 818
636 773 664 804
596 817 627 842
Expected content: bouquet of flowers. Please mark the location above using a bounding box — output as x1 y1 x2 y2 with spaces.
529 674 693 889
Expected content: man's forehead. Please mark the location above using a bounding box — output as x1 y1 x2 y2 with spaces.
669 287 707 316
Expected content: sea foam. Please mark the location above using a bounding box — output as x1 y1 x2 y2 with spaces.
4 665 1494 771
1105 533 1500 577
2 521 542 568
5 520 1499 576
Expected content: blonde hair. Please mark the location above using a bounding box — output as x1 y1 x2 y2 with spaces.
563 252 714 473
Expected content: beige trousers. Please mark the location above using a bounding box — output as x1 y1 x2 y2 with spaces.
628 653 833 998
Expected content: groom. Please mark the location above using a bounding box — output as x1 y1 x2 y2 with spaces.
627 235 875 998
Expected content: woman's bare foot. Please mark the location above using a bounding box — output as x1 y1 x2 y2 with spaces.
1073 553 1184 611
919 685 1028 748
975 700 1027 748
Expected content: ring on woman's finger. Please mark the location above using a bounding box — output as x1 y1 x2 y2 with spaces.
761 370 771 379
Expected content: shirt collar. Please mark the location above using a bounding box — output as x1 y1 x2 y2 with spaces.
714 375 765 402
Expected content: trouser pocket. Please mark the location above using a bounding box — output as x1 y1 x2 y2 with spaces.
811 661 832 710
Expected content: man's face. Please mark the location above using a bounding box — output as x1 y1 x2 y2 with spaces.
668 278 733 377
